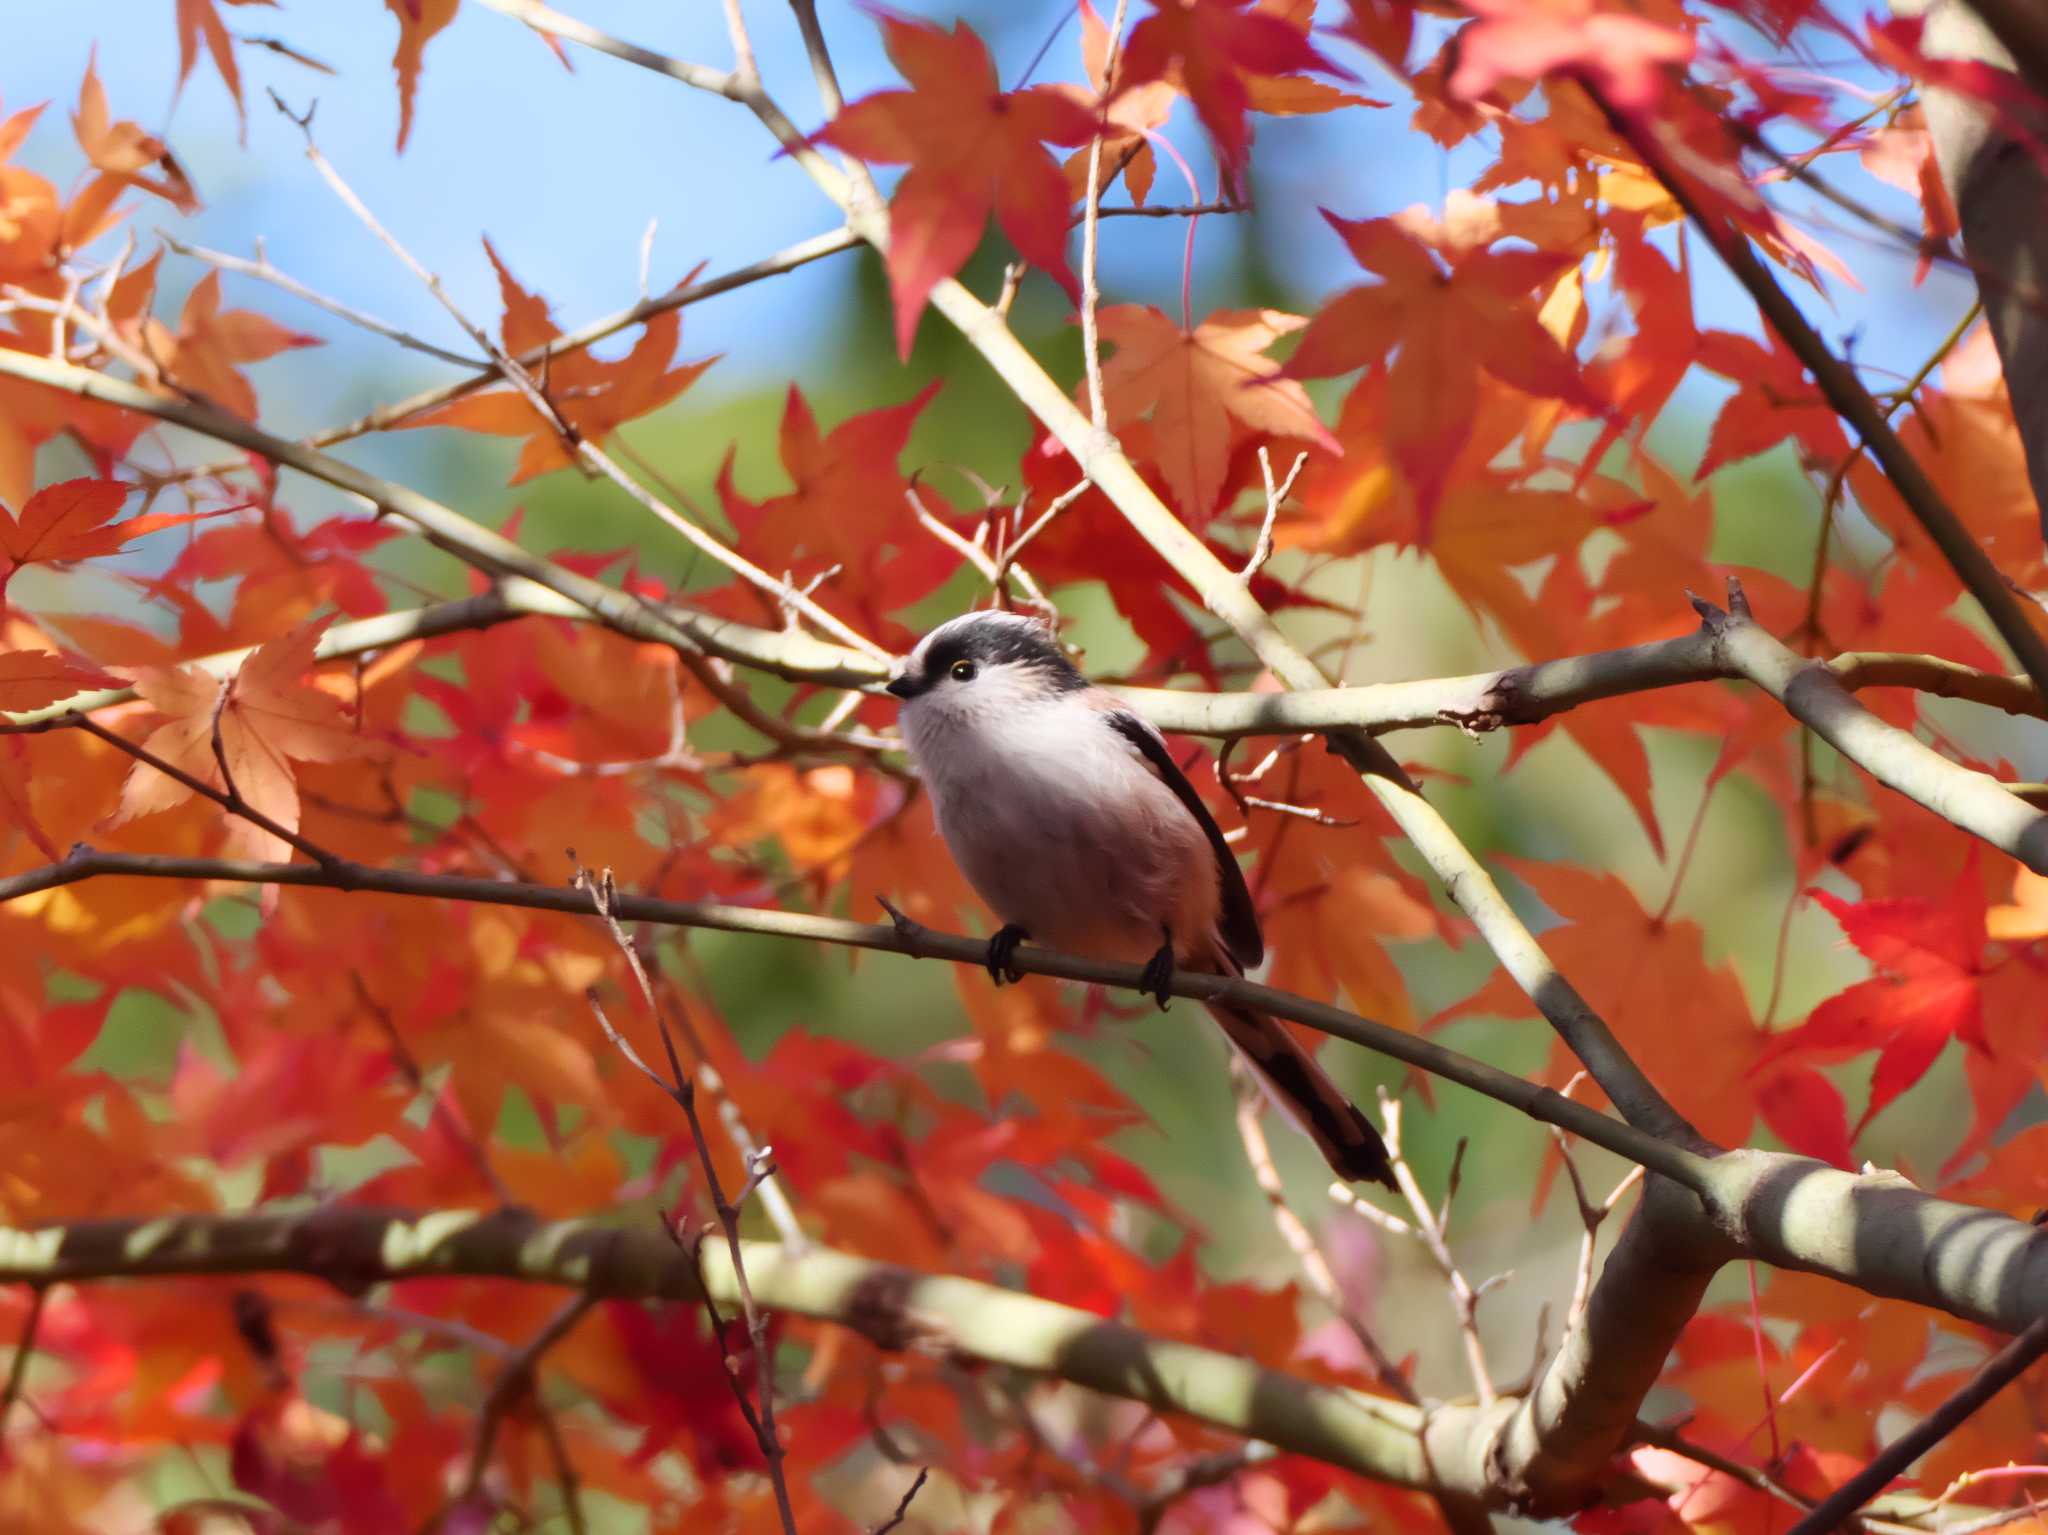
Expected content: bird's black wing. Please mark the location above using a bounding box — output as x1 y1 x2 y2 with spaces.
1104 711 1263 969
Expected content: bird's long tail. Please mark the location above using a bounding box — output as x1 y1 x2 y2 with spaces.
1205 996 1395 1188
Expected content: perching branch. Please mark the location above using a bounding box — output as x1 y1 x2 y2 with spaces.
5 845 2048 1338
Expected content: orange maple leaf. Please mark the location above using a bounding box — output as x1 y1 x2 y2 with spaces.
0 477 219 597
384 0 459 153
123 271 321 420
716 383 949 646
0 649 119 713
113 616 370 861
1097 304 1336 522
1284 214 1603 529
1061 0 1177 206
71 53 198 213
816 15 1099 357
405 242 715 483
1696 328 1850 478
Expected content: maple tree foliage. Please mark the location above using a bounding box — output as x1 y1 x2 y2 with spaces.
3 1 2048 1533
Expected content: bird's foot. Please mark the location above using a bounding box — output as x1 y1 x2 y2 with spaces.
987 923 1030 985
1139 937 1175 1011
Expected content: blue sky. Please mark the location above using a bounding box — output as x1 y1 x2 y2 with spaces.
6 3 1978 472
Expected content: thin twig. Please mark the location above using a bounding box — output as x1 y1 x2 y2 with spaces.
1380 1092 1496 1406
444 1294 596 1521
1232 1064 1413 1398
350 972 514 1205
158 229 485 366
65 710 335 868
0 1286 47 1435
1785 1314 2048 1535
871 1467 929 1534
576 867 799 1535
269 93 885 662
1080 0 1133 430
1241 447 1306 581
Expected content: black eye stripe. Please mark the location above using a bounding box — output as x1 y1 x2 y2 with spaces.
917 619 1088 694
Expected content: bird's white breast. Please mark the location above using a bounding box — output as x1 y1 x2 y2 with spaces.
901 682 1215 963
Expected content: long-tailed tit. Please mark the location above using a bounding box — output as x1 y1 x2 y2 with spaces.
887 610 1394 1187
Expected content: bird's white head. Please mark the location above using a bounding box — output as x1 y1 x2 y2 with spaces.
886 611 1085 744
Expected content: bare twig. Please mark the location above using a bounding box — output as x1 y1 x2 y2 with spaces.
1081 0 1133 430
0 1286 46 1435
1232 1065 1413 1397
350 972 514 1206
1241 447 1306 582
159 227 857 486
268 94 887 664
871 1467 929 1534
64 710 336 868
1380 1092 1496 1407
577 867 798 1535
1782 1313 2048 1535
444 1293 596 1522
159 229 485 366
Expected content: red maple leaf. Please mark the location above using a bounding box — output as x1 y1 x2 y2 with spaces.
716 383 950 648
1283 214 1603 529
1448 0 1695 113
816 14 1098 357
1695 328 1850 478
1120 0 1349 175
1756 880 1988 1134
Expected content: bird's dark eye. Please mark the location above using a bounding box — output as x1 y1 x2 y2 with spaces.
949 659 977 683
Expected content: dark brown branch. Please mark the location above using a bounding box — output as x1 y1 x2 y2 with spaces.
1597 83 2048 701
1783 1313 2048 1535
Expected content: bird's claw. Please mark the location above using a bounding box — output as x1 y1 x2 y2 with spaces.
1139 942 1175 1011
987 923 1029 985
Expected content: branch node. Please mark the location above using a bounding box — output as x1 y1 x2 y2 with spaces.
876 895 926 944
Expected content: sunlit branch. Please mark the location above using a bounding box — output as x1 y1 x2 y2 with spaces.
1696 580 2048 875
0 1205 1466 1496
4 845 2048 1336
0 1199 2023 1524
0 349 879 689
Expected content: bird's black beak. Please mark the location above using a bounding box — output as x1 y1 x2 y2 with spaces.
884 674 918 700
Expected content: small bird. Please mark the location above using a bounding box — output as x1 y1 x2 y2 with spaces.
887 610 1394 1187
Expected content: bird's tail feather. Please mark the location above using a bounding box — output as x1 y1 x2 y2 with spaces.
1206 999 1395 1188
